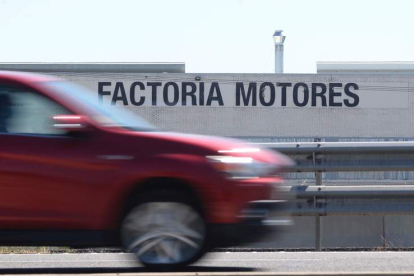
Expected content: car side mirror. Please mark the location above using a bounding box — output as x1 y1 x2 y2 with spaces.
52 115 93 135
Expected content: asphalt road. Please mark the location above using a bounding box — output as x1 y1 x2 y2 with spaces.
0 252 414 274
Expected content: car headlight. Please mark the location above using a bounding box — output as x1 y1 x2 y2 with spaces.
206 155 276 179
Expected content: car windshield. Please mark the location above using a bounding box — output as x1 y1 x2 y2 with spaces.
42 81 156 131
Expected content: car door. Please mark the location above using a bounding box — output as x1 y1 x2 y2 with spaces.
0 83 117 230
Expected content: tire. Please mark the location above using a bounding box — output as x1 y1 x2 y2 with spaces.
120 191 207 269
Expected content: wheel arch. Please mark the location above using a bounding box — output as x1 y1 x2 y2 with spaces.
116 177 206 227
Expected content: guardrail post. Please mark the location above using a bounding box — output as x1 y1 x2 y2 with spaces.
315 171 322 251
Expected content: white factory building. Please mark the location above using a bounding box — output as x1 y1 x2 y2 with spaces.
317 61 414 74
1 62 413 143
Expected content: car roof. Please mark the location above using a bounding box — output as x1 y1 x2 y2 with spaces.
0 70 61 84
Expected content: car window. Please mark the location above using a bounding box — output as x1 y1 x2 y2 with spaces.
0 85 72 136
43 81 156 132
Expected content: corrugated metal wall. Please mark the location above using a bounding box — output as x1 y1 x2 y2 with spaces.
48 73 414 138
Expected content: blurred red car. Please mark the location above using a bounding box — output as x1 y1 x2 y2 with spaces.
0 71 292 268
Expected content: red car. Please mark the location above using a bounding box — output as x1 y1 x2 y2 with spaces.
0 71 292 268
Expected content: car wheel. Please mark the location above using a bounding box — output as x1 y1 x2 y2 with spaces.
121 192 207 268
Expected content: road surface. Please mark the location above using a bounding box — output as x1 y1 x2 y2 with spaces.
0 252 414 274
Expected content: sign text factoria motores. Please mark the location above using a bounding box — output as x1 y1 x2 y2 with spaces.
96 81 408 108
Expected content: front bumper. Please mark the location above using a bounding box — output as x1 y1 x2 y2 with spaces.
209 200 292 247
209 177 282 224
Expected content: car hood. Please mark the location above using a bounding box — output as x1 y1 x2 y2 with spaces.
136 131 293 166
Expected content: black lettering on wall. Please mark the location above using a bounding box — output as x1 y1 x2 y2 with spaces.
311 83 327 107
236 82 257 106
277 83 292 106
182 82 197 106
259 82 275 106
329 83 342 107
293 82 309 107
199 82 205 106
207 82 224 106
163 82 179 106
98 82 111 104
344 83 360 107
130 82 145 106
112 82 128 105
147 82 162 106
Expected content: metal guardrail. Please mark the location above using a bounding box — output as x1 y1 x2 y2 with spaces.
252 141 414 251
280 185 414 199
253 141 414 172
273 185 414 216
